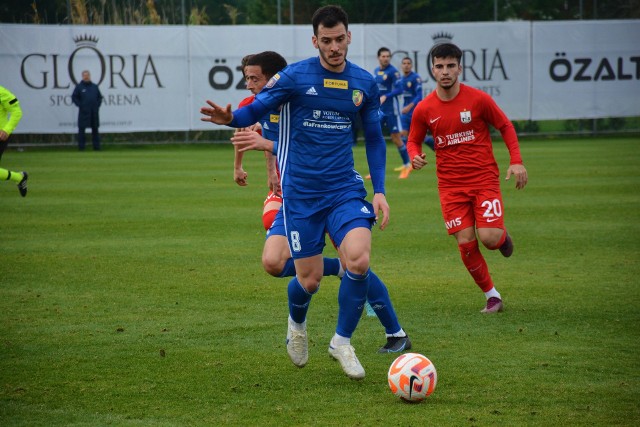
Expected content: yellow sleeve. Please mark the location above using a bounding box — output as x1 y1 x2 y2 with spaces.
0 86 23 135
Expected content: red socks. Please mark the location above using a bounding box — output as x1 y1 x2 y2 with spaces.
458 240 494 292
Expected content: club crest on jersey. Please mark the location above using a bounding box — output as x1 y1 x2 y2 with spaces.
313 110 321 119
265 73 281 89
352 90 363 107
460 110 472 124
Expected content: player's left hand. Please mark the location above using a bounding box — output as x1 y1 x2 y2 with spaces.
372 193 390 231
0 130 8 141
506 163 528 190
200 100 233 125
231 130 273 152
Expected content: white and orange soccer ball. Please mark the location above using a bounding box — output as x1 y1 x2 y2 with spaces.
387 353 437 402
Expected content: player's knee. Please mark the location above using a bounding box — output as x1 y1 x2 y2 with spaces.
479 233 502 250
262 254 283 277
345 253 370 276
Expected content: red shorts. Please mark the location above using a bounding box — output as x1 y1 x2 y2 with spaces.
263 191 283 207
439 187 505 235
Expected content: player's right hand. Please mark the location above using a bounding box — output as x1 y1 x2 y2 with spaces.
234 167 248 186
200 101 233 125
411 153 427 170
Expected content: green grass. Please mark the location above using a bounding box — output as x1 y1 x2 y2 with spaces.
1 137 639 426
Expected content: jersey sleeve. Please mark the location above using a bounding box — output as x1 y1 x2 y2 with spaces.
229 101 267 128
410 77 423 106
362 80 386 194
1 88 23 135
230 68 294 128
481 92 523 165
387 75 404 98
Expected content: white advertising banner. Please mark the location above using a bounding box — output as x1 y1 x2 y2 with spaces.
0 24 189 133
1 20 638 134
188 25 318 131
358 22 531 119
531 20 640 120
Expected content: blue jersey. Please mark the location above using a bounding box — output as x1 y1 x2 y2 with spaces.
230 57 386 200
400 71 423 115
259 109 280 143
373 64 402 116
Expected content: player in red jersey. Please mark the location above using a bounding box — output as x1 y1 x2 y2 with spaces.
233 54 282 231
407 43 528 313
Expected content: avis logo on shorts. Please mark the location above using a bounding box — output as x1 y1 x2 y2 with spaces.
445 217 462 229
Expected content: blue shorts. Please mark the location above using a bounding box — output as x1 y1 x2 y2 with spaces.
266 207 286 238
380 112 402 134
283 193 375 259
401 112 413 132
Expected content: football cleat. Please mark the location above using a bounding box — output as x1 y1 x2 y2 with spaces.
286 323 308 367
481 297 504 314
378 335 412 353
499 233 514 257
398 166 412 179
17 171 28 197
329 344 365 380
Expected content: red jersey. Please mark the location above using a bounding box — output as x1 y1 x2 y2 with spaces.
238 95 255 108
238 95 262 135
407 84 522 189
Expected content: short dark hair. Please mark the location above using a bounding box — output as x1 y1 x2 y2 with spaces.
312 5 348 36
430 43 462 65
240 54 254 77
377 47 390 57
402 56 412 63
246 51 288 79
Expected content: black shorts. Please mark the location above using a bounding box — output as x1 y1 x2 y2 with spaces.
0 140 8 161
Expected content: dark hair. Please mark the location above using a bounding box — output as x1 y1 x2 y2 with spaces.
430 43 462 65
312 5 348 36
401 56 412 63
246 51 288 79
240 54 254 77
377 47 390 57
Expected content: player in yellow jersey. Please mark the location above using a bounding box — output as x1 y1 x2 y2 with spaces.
0 86 28 197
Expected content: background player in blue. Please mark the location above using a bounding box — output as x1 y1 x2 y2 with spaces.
201 5 409 380
399 56 434 151
374 47 411 179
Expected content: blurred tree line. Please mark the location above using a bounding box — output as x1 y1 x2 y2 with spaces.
2 0 638 25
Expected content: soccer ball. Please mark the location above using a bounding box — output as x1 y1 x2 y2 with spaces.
387 353 437 402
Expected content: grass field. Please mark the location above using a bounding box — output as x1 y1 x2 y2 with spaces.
1 137 639 426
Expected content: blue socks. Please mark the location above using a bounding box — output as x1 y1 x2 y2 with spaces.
367 271 401 335
288 277 315 324
398 144 410 165
279 258 296 277
336 269 370 338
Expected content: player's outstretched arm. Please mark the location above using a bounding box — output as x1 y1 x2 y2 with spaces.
372 193 390 231
505 164 528 190
200 100 233 125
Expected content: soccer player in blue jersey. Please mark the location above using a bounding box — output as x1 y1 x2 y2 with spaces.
399 57 434 151
201 5 410 380
374 47 412 179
